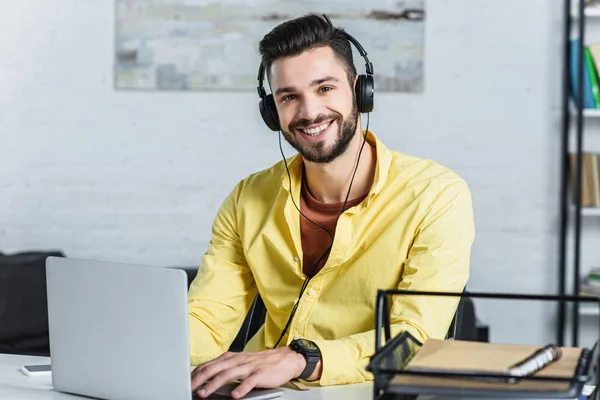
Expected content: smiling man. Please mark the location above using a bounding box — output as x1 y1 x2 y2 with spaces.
188 14 475 399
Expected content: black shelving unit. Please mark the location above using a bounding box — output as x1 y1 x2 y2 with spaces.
558 0 592 348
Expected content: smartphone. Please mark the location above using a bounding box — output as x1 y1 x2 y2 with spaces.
21 364 52 376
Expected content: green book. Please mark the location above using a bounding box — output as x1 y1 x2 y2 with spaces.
587 273 600 281
584 47 600 109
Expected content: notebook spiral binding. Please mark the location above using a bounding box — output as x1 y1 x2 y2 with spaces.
507 344 563 377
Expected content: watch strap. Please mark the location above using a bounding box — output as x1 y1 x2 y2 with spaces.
291 339 321 380
298 356 318 380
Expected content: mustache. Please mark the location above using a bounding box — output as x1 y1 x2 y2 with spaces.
289 113 341 131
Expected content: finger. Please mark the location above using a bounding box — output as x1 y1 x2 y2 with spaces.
191 355 246 393
199 363 254 398
192 351 237 371
231 373 261 399
191 352 237 378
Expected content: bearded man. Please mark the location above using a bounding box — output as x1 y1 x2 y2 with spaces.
188 13 475 400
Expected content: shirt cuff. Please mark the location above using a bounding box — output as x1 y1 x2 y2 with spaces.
310 338 370 386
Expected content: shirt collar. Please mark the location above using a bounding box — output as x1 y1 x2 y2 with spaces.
280 131 393 203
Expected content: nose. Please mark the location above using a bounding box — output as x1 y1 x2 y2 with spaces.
297 94 322 121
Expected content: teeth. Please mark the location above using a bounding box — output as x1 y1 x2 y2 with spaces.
302 122 330 136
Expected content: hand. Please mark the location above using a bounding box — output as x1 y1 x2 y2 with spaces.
190 346 307 399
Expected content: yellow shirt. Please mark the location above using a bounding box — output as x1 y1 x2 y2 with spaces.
188 131 474 386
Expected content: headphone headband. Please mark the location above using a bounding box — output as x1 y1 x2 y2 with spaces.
257 63 267 99
321 14 373 76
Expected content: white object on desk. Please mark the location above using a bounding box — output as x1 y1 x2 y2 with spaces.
0 354 373 400
21 363 51 377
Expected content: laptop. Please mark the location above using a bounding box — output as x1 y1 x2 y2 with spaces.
45 256 283 400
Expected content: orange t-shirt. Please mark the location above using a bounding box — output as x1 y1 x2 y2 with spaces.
299 176 367 277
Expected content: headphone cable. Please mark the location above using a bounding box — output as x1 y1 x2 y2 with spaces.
272 113 370 348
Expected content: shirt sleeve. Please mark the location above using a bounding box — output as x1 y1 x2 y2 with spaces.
311 178 475 386
188 183 257 366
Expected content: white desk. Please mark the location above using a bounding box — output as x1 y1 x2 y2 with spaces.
0 354 374 400
1 354 592 400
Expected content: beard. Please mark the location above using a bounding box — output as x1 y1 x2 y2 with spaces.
282 100 359 164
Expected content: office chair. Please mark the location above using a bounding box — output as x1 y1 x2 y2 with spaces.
447 295 490 341
0 250 65 356
229 295 266 352
446 297 465 339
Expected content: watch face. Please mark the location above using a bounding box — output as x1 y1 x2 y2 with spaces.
297 339 318 351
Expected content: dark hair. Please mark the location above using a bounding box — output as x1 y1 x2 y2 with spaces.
258 14 357 87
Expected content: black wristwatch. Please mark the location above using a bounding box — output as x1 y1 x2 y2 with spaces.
289 338 321 380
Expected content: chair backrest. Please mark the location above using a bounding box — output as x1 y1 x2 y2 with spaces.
0 250 65 356
447 297 479 340
229 295 266 352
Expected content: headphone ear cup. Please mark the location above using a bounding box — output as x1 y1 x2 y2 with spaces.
355 74 374 113
259 94 281 131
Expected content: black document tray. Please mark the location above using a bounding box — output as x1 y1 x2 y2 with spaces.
365 290 600 400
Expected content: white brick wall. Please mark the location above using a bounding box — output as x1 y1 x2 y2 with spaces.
2 0 597 345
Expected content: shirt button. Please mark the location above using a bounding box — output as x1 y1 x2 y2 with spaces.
294 256 300 262
294 336 300 340
307 289 315 296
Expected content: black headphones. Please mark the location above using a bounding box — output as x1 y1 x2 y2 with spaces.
256 14 374 132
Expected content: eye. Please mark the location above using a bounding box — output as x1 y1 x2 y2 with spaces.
281 94 296 102
319 86 333 93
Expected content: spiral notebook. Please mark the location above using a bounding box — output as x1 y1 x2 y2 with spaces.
406 339 572 380
397 339 586 392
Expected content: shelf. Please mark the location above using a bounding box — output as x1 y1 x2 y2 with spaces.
579 302 600 316
570 108 600 117
583 207 600 216
570 206 600 216
571 6 600 18
583 109 600 117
